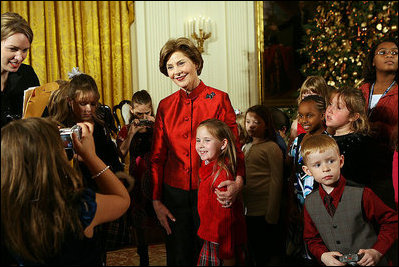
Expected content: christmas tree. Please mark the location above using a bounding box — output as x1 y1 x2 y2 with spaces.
300 1 398 88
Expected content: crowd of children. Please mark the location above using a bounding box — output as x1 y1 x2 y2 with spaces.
1 11 398 266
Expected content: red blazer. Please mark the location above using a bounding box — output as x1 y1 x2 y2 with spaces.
151 81 245 200
359 82 398 144
197 160 247 259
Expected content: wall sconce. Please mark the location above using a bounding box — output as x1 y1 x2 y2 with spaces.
185 16 212 53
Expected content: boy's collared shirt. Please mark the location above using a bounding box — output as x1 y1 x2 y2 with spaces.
304 175 398 262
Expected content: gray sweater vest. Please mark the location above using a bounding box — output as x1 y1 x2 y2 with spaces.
305 185 377 255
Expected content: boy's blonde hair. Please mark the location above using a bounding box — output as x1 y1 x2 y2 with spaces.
331 86 370 135
301 135 340 165
298 76 329 105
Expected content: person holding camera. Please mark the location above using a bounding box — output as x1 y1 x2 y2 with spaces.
301 135 398 266
1 12 40 127
47 69 128 262
116 89 156 266
1 117 130 265
49 69 124 189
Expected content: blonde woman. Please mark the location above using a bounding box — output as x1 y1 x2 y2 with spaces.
1 12 40 127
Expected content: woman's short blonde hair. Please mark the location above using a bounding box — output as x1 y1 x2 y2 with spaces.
1 12 33 43
159 37 203 77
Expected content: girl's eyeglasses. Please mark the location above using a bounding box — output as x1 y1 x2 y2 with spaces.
375 49 398 56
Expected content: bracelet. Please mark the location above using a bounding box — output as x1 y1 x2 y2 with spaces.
91 165 110 179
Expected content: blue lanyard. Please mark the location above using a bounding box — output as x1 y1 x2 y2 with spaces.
368 81 396 116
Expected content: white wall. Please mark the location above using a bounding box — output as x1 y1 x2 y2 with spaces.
132 1 258 113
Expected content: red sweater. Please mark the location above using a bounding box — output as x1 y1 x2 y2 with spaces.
304 176 398 263
197 160 247 259
150 81 245 200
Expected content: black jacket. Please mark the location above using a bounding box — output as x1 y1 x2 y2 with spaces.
1 64 40 127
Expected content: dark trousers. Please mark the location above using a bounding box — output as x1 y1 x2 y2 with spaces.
163 184 202 266
246 216 284 266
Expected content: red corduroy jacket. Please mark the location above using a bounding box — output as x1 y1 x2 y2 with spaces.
197 160 247 259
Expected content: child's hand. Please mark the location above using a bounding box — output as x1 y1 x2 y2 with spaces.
321 251 345 266
127 119 142 135
72 122 95 162
356 249 382 266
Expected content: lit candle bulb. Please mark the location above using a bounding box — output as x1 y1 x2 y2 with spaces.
189 19 193 36
205 18 211 33
194 18 198 34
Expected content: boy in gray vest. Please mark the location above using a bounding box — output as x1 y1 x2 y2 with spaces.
300 135 397 266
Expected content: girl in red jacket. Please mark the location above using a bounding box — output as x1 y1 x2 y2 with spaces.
195 119 247 266
359 39 398 150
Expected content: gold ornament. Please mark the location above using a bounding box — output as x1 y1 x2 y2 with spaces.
376 23 382 31
342 74 348 79
392 25 398 32
383 27 388 33
383 5 388 10
353 72 357 76
361 22 367 27
327 80 335 86
368 4 374 11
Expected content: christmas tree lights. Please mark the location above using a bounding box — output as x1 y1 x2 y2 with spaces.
300 1 398 87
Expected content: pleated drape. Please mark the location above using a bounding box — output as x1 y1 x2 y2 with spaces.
1 1 134 108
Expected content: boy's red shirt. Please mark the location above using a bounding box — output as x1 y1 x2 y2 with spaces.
303 176 398 263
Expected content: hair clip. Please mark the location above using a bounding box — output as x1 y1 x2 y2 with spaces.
68 67 82 79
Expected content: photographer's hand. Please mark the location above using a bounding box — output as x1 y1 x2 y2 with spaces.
71 122 96 162
321 251 345 266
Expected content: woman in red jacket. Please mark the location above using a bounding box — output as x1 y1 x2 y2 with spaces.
151 37 245 265
359 40 398 151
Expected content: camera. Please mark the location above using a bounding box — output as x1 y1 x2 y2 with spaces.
339 253 362 266
137 119 154 127
59 125 82 160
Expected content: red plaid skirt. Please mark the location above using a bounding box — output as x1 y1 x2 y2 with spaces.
197 240 247 266
197 241 221 266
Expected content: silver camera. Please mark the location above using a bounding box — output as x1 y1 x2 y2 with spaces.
59 125 82 160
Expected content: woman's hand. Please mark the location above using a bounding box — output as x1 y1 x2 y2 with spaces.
215 175 244 208
153 200 176 235
71 122 95 162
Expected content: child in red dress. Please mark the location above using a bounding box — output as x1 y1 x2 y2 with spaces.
196 119 247 266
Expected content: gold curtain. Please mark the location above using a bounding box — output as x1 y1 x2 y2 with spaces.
1 1 134 108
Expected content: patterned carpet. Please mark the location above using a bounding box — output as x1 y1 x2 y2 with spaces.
106 243 166 266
